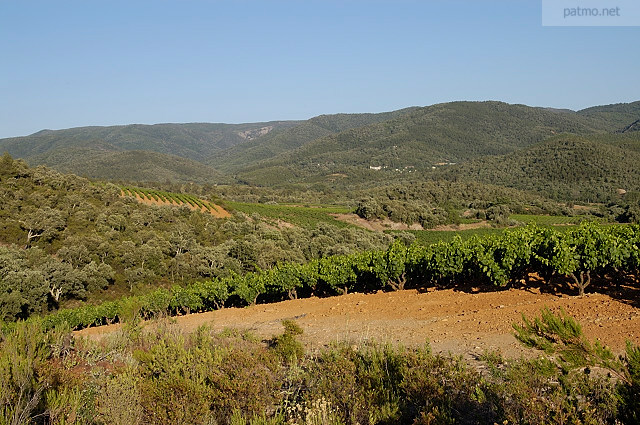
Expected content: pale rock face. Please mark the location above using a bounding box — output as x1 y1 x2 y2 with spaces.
237 126 274 140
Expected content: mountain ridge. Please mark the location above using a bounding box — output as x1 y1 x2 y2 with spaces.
231 100 625 185
1 100 638 200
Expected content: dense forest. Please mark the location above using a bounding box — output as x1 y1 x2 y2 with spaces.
437 133 640 203
233 100 614 182
2 149 639 323
30 149 230 184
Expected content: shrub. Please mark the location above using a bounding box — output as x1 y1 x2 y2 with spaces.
270 320 304 364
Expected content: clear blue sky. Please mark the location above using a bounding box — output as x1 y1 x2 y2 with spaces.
1 0 639 138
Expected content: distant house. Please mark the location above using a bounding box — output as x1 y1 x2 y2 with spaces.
369 166 382 171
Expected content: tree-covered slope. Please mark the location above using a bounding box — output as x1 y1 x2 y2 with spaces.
2 100 638 190
577 100 640 131
0 121 300 164
0 155 395 320
233 101 620 185
29 148 229 184
208 108 418 172
438 133 640 202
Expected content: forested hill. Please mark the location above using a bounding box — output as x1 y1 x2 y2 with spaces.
231 101 627 185
436 133 640 202
0 120 300 164
577 100 640 131
0 110 418 183
207 107 419 172
28 149 230 185
1 100 639 193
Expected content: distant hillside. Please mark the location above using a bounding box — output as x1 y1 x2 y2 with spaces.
0 121 299 164
208 108 419 172
2 100 639 194
234 101 618 185
618 119 640 133
577 100 640 131
32 149 229 184
437 133 640 202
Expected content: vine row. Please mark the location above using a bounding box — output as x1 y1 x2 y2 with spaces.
38 223 640 330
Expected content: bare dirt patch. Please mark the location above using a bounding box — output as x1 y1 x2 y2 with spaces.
331 213 423 231
427 221 492 231
77 286 640 359
331 214 491 232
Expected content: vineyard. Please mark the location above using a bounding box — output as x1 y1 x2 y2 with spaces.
23 222 639 332
120 186 230 217
390 226 508 245
511 213 590 225
226 201 352 229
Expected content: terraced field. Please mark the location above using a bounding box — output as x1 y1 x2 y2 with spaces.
121 186 230 218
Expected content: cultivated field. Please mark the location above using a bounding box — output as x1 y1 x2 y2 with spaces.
121 186 231 217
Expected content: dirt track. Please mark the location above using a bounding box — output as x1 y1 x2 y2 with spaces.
77 283 640 359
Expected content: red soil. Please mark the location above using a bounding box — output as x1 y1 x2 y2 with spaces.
77 283 640 359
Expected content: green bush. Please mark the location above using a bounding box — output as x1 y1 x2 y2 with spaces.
269 320 304 364
2 310 639 424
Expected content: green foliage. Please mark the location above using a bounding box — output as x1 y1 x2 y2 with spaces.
316 256 358 295
0 157 397 322
132 325 283 423
2 152 639 329
210 108 416 174
439 133 640 203
121 185 223 212
5 101 639 195
2 315 640 424
390 226 508 246
233 101 619 187
232 272 267 306
194 278 230 310
269 320 304 364
0 121 303 184
0 320 62 425
512 309 640 423
538 222 638 295
351 179 590 231
24 222 639 332
169 285 204 314
512 214 588 225
227 201 351 229
95 367 143 425
620 342 640 423
4 101 640 423
514 308 588 355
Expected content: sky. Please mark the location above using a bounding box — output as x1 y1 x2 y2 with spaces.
1 0 639 138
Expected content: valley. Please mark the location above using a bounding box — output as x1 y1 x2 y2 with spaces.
2 99 640 425
4 1 640 421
